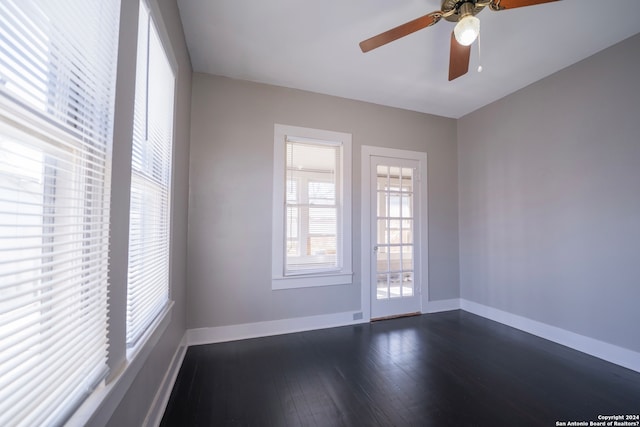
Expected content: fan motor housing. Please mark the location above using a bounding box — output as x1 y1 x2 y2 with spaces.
442 0 486 22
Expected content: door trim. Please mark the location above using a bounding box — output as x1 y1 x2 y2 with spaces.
360 146 428 321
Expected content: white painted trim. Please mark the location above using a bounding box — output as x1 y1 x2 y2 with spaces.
186 311 367 346
144 0 178 74
360 148 373 322
460 299 640 374
69 305 174 427
360 145 428 321
143 334 187 427
424 298 461 313
272 271 353 290
115 300 638 427
271 124 353 290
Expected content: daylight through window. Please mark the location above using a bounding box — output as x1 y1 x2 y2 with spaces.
0 0 121 424
272 124 352 289
126 1 176 348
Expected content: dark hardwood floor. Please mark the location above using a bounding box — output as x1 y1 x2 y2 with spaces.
161 311 640 426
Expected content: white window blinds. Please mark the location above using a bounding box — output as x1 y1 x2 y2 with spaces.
285 140 341 274
126 2 175 347
0 0 120 425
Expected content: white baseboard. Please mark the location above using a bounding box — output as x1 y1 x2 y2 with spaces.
144 334 188 427
186 300 639 374
141 301 638 427
460 299 640 374
186 311 368 346
423 298 461 313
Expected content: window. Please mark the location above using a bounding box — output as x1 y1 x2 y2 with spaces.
0 0 120 424
286 143 339 271
272 124 352 289
126 1 176 347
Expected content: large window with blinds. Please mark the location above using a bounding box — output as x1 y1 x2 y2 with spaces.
272 124 352 290
126 1 175 348
0 0 120 425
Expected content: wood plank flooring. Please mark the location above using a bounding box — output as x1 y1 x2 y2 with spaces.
161 311 640 426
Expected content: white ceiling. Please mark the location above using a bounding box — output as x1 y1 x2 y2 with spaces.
177 0 640 119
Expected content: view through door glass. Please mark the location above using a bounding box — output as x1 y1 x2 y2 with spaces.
376 165 414 299
371 157 421 319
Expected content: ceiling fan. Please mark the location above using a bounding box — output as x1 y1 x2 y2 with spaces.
359 0 561 81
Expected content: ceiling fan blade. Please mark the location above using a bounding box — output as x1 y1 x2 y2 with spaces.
490 0 560 11
359 12 441 53
448 32 470 81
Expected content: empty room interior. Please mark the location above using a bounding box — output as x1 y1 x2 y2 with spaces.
1 0 640 426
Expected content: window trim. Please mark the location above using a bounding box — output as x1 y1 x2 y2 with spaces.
68 0 179 424
272 124 352 290
0 0 120 423
125 0 177 354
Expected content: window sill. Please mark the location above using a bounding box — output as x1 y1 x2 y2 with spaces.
66 301 174 427
272 272 353 290
126 301 174 361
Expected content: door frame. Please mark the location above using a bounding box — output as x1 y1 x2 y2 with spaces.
360 145 428 321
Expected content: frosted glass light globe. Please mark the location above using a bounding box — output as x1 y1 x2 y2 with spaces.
454 15 480 46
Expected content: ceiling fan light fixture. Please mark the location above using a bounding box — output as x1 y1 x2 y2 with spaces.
454 15 480 46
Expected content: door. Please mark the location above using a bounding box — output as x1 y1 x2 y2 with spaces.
370 155 422 319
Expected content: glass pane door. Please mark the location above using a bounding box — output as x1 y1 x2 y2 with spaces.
375 164 415 301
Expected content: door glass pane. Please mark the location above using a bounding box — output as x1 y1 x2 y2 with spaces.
377 191 387 217
402 219 413 244
389 219 401 244
389 193 400 217
402 272 414 297
377 274 388 299
376 165 388 191
376 246 388 273
389 167 401 189
401 194 412 218
389 245 401 272
401 168 413 192
377 219 387 245
402 246 413 271
389 273 402 298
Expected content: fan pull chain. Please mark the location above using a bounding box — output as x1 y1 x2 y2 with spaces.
477 33 483 73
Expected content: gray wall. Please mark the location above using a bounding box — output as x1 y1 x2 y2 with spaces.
99 0 192 425
458 34 640 353
187 74 459 329
98 18 640 425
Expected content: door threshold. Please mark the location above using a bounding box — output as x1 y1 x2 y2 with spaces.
370 312 421 322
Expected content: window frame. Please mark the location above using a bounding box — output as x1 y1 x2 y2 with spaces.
286 172 338 273
0 0 120 423
0 0 184 424
125 0 177 353
272 124 352 290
